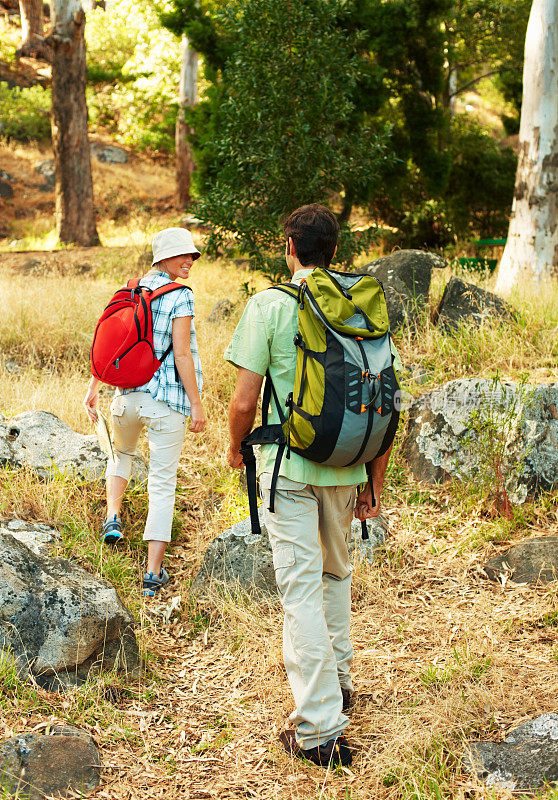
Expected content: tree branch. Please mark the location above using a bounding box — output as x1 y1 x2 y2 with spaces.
450 68 511 98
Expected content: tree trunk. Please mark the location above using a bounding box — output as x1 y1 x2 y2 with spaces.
17 0 51 60
495 0 558 293
175 35 198 209
50 0 100 246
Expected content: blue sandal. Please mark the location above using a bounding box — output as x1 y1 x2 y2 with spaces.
102 515 123 545
142 567 170 597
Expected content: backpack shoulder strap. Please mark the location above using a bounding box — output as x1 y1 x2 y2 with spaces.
147 281 190 301
268 282 300 301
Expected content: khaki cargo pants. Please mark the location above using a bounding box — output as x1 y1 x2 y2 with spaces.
260 473 355 750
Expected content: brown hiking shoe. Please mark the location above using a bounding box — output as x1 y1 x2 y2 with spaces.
341 687 353 713
279 729 353 767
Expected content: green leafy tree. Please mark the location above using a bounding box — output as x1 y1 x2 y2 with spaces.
165 0 391 276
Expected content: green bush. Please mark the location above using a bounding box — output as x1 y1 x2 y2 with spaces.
0 84 51 143
173 0 391 276
445 116 517 239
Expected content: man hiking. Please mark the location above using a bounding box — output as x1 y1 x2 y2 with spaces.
225 204 398 767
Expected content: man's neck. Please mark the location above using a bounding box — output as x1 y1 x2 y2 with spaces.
288 262 317 277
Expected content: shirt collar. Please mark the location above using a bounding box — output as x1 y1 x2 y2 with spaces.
291 267 314 284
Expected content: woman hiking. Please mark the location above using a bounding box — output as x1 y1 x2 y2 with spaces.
83 227 206 596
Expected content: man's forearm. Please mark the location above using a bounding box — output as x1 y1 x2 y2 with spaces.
228 395 258 454
368 443 393 498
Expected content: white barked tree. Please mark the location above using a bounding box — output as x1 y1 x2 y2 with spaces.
496 0 558 292
175 35 198 209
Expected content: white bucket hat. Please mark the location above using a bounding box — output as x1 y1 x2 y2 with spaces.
151 227 201 266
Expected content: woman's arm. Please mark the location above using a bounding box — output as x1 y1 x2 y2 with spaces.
83 376 101 423
172 315 206 433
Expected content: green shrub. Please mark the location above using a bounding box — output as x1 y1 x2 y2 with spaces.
445 116 517 239
0 83 51 142
173 0 391 276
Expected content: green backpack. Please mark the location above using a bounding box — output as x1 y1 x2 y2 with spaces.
241 267 400 537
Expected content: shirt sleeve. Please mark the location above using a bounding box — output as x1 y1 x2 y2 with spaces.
172 287 195 319
224 296 271 376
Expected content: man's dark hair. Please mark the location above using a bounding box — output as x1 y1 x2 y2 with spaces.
283 204 340 268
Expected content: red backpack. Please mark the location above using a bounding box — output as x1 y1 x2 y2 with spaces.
90 277 187 388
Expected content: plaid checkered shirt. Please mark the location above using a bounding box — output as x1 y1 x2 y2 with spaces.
120 270 203 416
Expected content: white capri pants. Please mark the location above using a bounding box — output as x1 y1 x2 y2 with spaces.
106 391 186 542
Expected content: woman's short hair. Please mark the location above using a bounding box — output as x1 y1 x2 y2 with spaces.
283 204 340 268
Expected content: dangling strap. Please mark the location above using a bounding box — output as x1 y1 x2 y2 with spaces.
360 461 376 540
240 439 261 536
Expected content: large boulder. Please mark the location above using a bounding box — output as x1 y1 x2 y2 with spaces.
464 714 558 792
0 530 139 688
0 725 101 800
90 143 128 164
403 379 558 499
483 536 558 584
363 250 446 332
0 411 145 480
35 159 55 189
193 512 388 597
0 519 59 556
207 298 235 323
435 276 516 332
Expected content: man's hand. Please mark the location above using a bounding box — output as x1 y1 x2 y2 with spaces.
354 481 381 520
227 448 244 469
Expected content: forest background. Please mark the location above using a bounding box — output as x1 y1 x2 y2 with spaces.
0 0 530 268
0 2 557 800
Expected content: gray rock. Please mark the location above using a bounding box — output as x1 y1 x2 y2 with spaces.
0 169 14 182
0 178 14 199
435 276 516 332
207 298 235 323
35 160 55 188
363 250 446 332
403 379 558 497
193 513 388 597
0 530 139 686
0 519 59 556
0 411 145 481
0 725 101 799
91 143 128 164
464 713 558 791
4 359 22 374
483 536 558 584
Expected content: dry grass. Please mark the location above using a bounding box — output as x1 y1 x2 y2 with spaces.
0 253 557 800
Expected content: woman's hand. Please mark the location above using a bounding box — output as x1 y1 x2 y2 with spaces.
83 381 100 424
189 401 206 433
354 480 381 520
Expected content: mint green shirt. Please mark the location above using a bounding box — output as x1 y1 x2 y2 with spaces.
225 268 398 486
